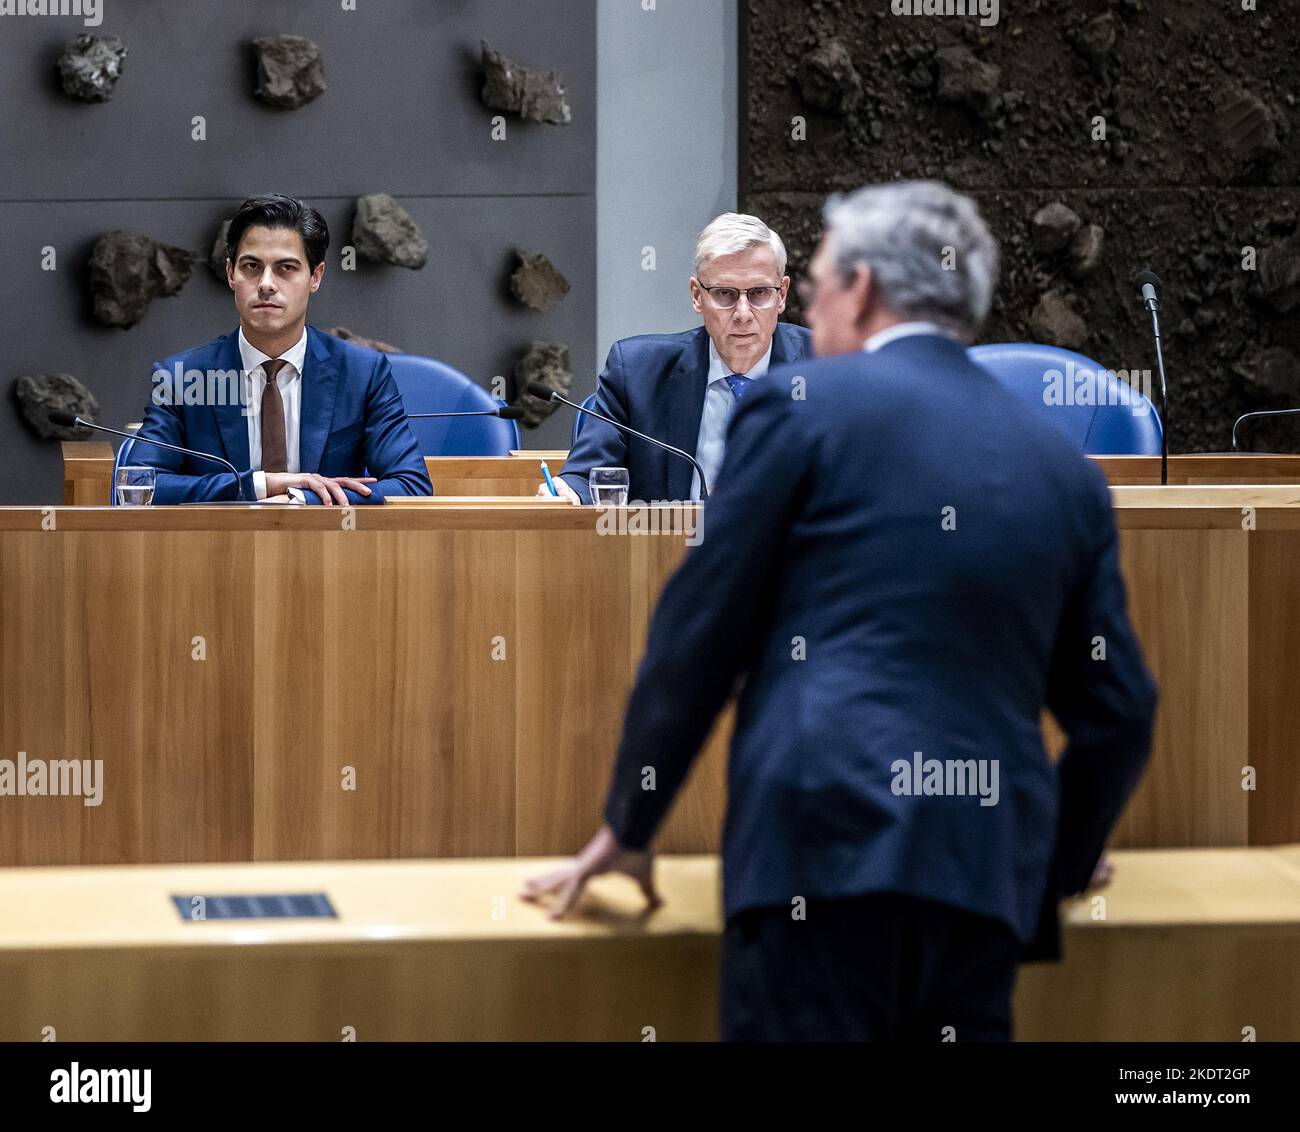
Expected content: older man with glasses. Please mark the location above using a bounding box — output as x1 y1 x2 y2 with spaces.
540 212 813 504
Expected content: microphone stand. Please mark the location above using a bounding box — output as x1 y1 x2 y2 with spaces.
60 416 246 501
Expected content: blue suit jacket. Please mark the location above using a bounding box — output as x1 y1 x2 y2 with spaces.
603 334 1156 949
133 326 432 504
560 323 813 503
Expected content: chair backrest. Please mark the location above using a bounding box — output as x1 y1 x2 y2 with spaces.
967 343 1163 455
571 391 600 446
386 354 520 456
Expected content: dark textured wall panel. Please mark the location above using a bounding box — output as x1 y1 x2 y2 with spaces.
0 0 595 504
741 0 1300 454
0 1 594 199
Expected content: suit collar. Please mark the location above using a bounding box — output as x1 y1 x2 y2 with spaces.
663 327 712 501
238 325 309 378
210 325 340 474
770 321 803 367
706 335 774 385
867 331 970 363
863 321 962 354
212 329 250 470
661 323 806 499
298 326 341 473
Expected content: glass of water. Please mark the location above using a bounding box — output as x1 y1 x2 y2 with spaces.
589 467 630 506
116 465 156 507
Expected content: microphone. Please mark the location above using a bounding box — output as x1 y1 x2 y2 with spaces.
406 406 525 419
48 411 247 501
1232 407 1300 452
1134 268 1161 311
526 382 710 500
1133 268 1170 485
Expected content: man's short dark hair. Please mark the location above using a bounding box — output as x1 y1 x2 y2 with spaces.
226 194 330 272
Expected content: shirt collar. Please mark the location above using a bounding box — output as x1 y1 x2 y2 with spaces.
239 326 309 379
862 321 961 354
706 336 774 385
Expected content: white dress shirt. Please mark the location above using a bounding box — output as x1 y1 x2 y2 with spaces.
239 327 307 500
691 337 774 500
862 320 960 353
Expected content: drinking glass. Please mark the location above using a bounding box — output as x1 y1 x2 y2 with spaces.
116 465 156 506
589 467 630 506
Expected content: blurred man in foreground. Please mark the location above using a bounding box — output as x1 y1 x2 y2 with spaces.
525 181 1156 1041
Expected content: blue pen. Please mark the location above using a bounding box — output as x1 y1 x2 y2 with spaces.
540 461 560 497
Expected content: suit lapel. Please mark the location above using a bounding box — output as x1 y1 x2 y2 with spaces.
298 327 341 474
769 322 808 368
212 330 251 469
663 328 710 501
770 323 792 368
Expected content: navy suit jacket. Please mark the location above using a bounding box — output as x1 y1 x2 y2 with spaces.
603 334 1156 951
133 325 432 505
560 323 813 503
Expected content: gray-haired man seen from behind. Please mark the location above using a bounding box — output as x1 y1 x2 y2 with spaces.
526 181 1157 1041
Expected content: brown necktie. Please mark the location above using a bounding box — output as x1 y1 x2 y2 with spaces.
260 359 289 473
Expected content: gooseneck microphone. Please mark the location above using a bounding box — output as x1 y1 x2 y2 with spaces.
1231 407 1300 452
1133 268 1170 486
406 406 525 420
526 382 710 500
48 412 246 501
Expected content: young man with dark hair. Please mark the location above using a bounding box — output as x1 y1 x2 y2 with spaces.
132 194 431 505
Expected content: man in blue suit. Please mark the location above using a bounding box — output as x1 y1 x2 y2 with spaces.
525 182 1157 1041
133 194 431 505
542 213 812 503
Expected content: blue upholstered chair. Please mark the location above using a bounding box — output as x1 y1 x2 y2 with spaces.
571 391 600 446
570 342 1161 457
968 343 1163 455
386 354 520 456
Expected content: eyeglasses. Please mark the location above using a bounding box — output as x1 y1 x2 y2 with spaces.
696 280 784 310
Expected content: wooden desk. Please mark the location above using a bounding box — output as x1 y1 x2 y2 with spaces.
1105 486 1300 849
60 450 1300 508
59 447 555 506
0 489 1296 866
0 855 722 1041
0 847 1295 1041
1014 845 1300 1041
0 505 721 865
1095 454 1300 485
60 440 115 505
424 456 555 496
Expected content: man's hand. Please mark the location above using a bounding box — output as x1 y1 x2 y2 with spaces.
535 476 582 505
1087 855 1114 891
265 472 377 506
522 824 659 920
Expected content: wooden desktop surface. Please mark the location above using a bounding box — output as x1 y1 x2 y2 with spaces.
0 847 1295 1041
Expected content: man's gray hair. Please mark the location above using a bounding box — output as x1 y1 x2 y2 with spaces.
694 212 788 277
822 181 998 339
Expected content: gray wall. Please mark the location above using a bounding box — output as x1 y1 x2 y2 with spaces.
596 0 738 368
0 0 596 504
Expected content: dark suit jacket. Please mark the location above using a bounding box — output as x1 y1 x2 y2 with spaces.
560 323 813 503
133 325 432 504
602 334 1157 953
